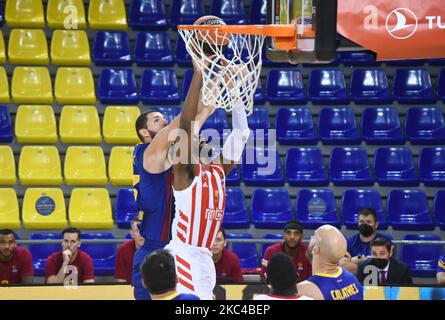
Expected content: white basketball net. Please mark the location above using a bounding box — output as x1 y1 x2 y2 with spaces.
178 28 266 115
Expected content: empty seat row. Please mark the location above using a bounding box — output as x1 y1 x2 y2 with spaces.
267 69 445 105
1 105 142 144
0 188 113 230
276 107 445 145
4 0 127 30
0 145 133 186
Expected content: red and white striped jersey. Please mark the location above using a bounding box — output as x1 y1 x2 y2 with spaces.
172 163 226 250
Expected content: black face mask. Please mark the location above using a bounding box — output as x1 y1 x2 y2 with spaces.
371 258 389 269
359 223 374 237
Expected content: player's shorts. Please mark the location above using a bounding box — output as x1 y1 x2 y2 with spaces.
164 240 216 300
132 240 168 300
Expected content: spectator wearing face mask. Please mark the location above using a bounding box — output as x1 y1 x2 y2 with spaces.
356 238 412 286
339 208 393 274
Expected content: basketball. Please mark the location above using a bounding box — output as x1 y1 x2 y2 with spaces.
193 15 230 56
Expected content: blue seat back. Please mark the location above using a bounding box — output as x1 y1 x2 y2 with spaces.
438 68 445 100
226 233 259 269
129 0 168 30
387 190 431 223
406 107 445 143
92 32 132 66
81 233 116 261
308 69 349 104
115 188 139 229
242 148 284 186
0 106 12 143
225 188 247 217
338 51 379 66
211 0 247 25
374 147 417 183
318 107 360 143
329 147 372 184
140 69 180 104
266 70 306 104
285 147 327 185
419 147 445 186
176 37 192 67
250 0 266 24
248 107 270 133
150 106 181 123
296 189 339 228
250 188 293 228
361 107 403 144
170 0 205 26
276 107 316 144
393 68 436 103
350 69 392 103
341 189 386 229
434 191 445 227
134 32 173 66
98 69 139 104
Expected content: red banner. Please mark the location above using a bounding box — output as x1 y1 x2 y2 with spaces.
337 0 445 60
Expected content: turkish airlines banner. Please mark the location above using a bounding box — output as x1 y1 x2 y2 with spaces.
337 0 445 60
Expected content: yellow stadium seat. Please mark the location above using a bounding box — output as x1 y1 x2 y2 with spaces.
59 106 101 144
11 67 53 104
88 0 127 30
46 0 87 29
69 188 113 229
8 29 49 65
19 146 62 185
0 31 5 64
22 188 67 229
0 67 9 103
15 105 57 144
109 146 134 185
103 106 140 144
51 30 91 66
5 0 45 28
0 189 20 229
64 146 108 185
54 67 96 104
0 146 16 185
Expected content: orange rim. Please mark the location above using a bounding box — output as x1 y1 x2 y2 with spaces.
178 24 297 50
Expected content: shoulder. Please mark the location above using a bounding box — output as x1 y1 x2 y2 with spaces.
47 251 61 261
390 258 409 271
347 233 359 244
225 249 240 262
118 240 135 252
297 280 323 300
78 250 93 263
16 246 32 258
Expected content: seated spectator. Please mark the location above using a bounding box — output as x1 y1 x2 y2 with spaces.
115 217 145 283
356 238 412 286
0 229 33 284
141 249 200 300
437 254 445 285
46 227 94 284
211 229 243 283
339 208 393 274
261 220 312 282
254 252 313 300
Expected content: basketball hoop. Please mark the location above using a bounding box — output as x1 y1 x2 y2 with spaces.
178 24 296 115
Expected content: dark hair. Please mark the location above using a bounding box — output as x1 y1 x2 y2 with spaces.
62 227 81 240
266 252 298 294
218 229 226 240
130 216 141 228
135 110 159 142
370 237 392 252
358 208 378 223
141 249 177 295
0 229 16 239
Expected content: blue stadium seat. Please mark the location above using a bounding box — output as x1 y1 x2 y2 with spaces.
341 189 388 230
222 188 249 229
247 107 270 140
176 37 192 67
200 108 229 138
150 106 181 123
242 148 284 186
0 106 13 143
134 32 174 66
98 69 139 104
211 0 247 25
181 69 194 100
318 107 361 145
276 108 317 145
393 69 436 104
81 233 116 276
92 32 132 66
338 51 380 66
405 107 445 145
250 0 266 24
429 59 445 66
170 0 205 27
374 147 418 186
400 234 443 277
226 166 240 186
223 38 250 63
254 81 266 105
386 59 428 66
225 233 259 269
125 233 132 240
261 234 282 258
250 188 293 229
361 107 404 145
350 69 392 104
387 190 434 231
129 0 168 30
434 191 445 230
115 188 138 229
308 69 349 105
29 233 62 277
0 2 3 27
439 69 445 101
419 147 445 187
330 147 373 186
140 69 180 104
285 147 328 187
266 70 306 105
296 189 340 229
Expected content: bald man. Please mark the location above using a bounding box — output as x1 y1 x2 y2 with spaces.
297 225 363 300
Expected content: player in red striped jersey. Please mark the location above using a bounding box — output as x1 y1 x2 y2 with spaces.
165 60 251 300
